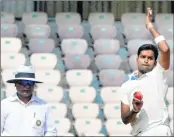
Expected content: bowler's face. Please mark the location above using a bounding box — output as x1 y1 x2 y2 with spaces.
136 50 156 74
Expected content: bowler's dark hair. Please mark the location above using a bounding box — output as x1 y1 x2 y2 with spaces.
137 44 159 61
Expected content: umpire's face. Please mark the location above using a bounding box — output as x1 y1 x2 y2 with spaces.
136 50 156 74
15 80 35 97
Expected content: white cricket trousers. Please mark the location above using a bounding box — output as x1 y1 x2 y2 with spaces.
137 125 172 136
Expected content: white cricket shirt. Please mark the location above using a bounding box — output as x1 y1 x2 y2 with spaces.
1 94 57 136
120 63 170 136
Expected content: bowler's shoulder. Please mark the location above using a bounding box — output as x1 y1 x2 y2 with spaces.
121 80 136 88
119 79 138 94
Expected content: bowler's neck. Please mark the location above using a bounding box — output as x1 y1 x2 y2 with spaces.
137 71 143 78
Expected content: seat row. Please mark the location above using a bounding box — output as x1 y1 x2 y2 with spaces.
2 85 173 104
1 11 173 27
1 11 173 42
1 85 173 136
1 22 173 42
1 51 173 72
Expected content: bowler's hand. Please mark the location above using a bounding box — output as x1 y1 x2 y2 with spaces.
146 7 152 26
132 97 143 113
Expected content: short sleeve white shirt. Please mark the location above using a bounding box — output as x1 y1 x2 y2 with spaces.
120 63 170 135
1 94 57 136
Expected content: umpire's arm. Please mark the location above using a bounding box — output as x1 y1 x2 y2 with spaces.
44 105 57 136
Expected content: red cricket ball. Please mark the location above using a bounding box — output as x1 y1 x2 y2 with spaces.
134 91 143 100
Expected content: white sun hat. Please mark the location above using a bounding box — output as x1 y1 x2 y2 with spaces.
6 65 43 83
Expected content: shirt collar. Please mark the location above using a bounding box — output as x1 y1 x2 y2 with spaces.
131 70 148 80
9 93 42 103
130 63 161 81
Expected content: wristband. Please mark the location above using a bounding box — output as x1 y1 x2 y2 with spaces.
154 35 165 45
146 22 153 29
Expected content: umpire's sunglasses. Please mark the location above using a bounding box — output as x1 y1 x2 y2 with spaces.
16 80 35 86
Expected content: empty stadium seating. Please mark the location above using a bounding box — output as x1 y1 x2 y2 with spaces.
1 10 173 136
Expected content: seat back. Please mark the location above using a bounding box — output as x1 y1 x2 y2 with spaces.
64 54 91 69
56 12 81 25
1 24 18 37
1 12 15 24
121 13 146 27
72 103 99 118
36 85 64 102
1 37 22 53
58 24 84 40
91 25 116 40
29 38 55 53
22 12 48 25
69 87 96 103
35 70 61 86
88 12 114 26
25 24 51 39
66 70 93 86
99 69 126 86
95 54 122 70
1 53 26 69
94 39 120 54
30 53 57 69
61 39 88 55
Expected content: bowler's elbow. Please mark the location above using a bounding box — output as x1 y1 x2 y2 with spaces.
158 46 170 70
122 120 129 125
158 38 170 51
162 46 170 53
121 116 129 125
159 41 170 53
121 102 131 125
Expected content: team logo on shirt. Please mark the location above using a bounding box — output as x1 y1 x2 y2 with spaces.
36 120 41 127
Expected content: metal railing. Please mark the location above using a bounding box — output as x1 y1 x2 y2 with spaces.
0 1 172 20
